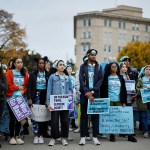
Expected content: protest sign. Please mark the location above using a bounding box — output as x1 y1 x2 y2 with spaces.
7 96 32 121
87 98 110 114
99 106 134 134
140 88 150 103
125 80 135 94
50 94 74 111
31 104 51 122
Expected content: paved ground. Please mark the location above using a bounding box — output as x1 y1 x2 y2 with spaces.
0 128 149 150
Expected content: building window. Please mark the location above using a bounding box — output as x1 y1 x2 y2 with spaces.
145 25 150 32
82 32 91 39
88 19 91 26
82 32 86 39
119 21 126 29
118 46 123 52
108 45 111 52
132 35 139 41
83 19 86 26
83 19 91 27
104 19 112 27
88 32 91 38
87 43 91 49
104 45 111 52
132 24 139 31
82 43 91 52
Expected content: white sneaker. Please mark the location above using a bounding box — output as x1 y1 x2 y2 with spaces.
143 132 149 138
92 137 100 145
38 136 44 144
9 138 17 145
48 138 55 146
74 127 80 133
61 138 68 146
16 138 24 145
33 136 39 144
79 137 86 145
69 128 73 132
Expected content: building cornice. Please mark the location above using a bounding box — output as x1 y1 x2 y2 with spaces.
74 12 150 24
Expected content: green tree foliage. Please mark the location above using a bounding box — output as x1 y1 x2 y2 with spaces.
117 41 150 69
66 58 76 72
0 10 27 52
0 49 41 72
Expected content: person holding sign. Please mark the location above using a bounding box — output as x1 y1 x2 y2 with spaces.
79 49 103 145
101 62 137 142
46 60 73 146
66 65 77 130
5 57 29 145
27 57 49 144
136 65 150 138
120 63 136 105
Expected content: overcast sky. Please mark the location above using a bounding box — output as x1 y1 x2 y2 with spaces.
0 0 150 63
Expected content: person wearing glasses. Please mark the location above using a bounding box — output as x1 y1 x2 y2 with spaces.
101 62 136 142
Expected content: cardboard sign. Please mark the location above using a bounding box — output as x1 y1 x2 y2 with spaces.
31 104 51 122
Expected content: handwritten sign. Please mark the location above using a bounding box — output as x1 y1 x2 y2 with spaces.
31 104 51 122
99 106 134 134
125 80 135 94
87 98 110 114
7 96 32 121
140 88 150 103
50 94 74 111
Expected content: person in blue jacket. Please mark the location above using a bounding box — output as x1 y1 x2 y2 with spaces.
47 60 73 146
79 49 103 145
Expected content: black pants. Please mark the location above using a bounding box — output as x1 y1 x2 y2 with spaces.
7 103 21 137
80 102 99 137
51 110 69 139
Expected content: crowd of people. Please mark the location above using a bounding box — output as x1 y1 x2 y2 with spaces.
0 49 150 148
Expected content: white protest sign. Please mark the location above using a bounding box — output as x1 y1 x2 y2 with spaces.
50 94 74 111
31 104 51 122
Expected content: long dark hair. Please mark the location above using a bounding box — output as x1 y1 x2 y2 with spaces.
11 57 26 76
104 62 120 77
49 60 68 77
8 58 14 70
34 57 47 71
0 66 5 80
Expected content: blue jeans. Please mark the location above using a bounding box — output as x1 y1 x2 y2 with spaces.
140 111 148 133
